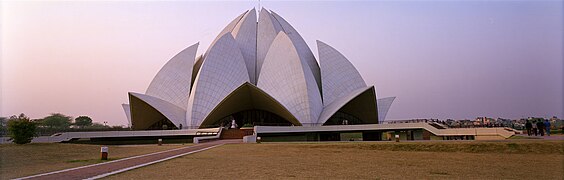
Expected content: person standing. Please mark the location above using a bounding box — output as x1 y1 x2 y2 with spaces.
532 121 538 136
525 121 532 136
544 120 551 136
536 120 545 136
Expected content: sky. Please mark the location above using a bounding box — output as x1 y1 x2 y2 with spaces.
1 1 562 126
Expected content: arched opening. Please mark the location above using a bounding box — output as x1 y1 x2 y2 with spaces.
129 92 185 130
198 82 301 128
146 118 177 130
209 109 293 128
129 93 177 130
322 86 379 125
323 111 363 125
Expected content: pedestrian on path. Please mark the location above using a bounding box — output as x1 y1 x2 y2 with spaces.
525 121 532 136
536 120 545 136
532 122 538 136
544 120 551 136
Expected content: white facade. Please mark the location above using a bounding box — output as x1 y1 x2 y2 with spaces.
124 8 394 130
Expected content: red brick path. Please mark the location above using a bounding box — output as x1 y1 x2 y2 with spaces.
18 139 241 180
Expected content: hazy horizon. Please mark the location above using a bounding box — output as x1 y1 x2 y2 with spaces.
1 1 562 126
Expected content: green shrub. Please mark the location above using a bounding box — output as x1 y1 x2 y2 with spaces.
7 114 37 144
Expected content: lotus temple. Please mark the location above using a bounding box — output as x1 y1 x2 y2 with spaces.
33 8 515 144
121 8 395 130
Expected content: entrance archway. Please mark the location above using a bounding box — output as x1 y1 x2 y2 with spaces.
199 82 301 128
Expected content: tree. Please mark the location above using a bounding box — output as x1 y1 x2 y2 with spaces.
74 116 93 128
40 113 72 129
7 113 37 144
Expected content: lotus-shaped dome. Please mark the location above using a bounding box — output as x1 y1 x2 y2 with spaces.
123 8 395 130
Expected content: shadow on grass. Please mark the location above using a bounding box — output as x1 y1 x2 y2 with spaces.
429 171 450 175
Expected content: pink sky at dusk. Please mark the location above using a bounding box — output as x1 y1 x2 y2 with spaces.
1 1 562 126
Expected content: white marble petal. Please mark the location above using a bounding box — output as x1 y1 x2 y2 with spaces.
232 8 258 84
258 32 323 126
317 40 367 106
186 33 250 128
270 10 321 91
121 104 131 127
129 92 186 128
204 11 248 57
256 8 284 81
377 97 396 122
145 43 198 109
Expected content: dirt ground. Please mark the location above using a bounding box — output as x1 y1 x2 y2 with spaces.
107 140 563 179
0 143 188 179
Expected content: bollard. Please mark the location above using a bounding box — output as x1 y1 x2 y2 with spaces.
395 134 400 142
100 146 108 160
158 139 163 146
256 137 261 144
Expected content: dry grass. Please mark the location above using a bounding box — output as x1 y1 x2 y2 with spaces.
0 143 188 179
306 140 564 154
108 141 563 179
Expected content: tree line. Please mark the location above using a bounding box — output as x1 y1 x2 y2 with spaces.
1 113 129 144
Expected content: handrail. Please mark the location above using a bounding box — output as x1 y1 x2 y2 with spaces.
193 127 223 144
31 128 221 143
255 123 515 139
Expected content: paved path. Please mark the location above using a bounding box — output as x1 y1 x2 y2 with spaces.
16 139 241 180
515 134 564 140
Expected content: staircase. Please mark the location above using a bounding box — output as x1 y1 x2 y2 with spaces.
220 128 254 139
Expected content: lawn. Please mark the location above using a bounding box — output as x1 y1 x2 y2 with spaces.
0 143 189 179
107 140 563 179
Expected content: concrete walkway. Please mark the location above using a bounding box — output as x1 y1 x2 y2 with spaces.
515 134 564 140
15 139 241 180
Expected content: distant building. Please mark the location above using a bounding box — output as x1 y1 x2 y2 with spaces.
474 117 495 126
